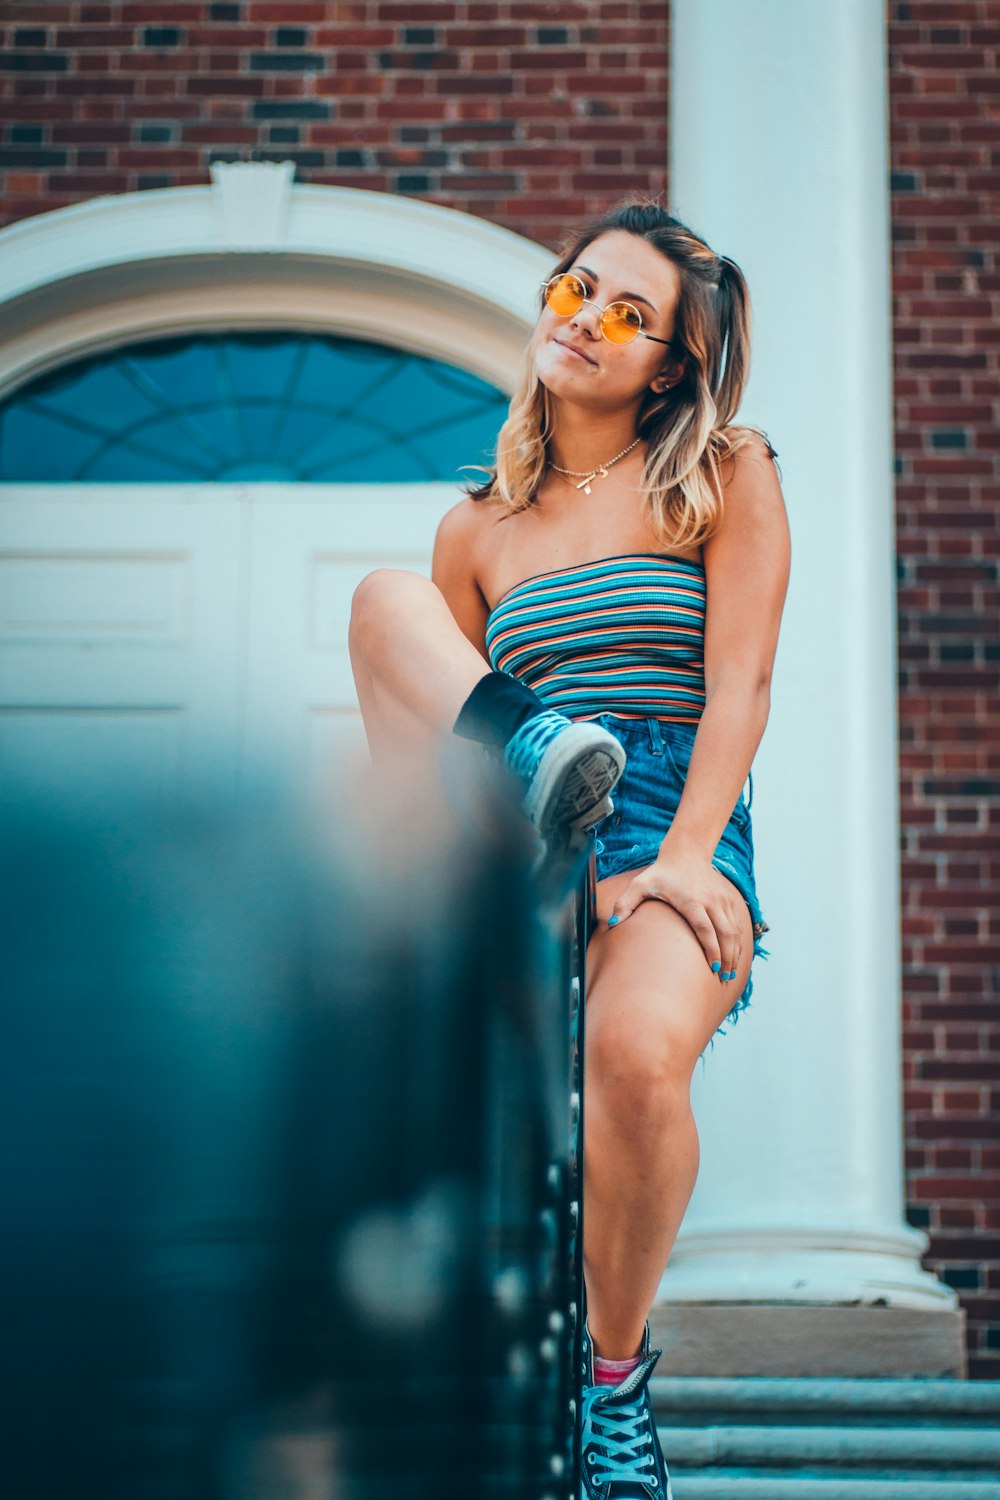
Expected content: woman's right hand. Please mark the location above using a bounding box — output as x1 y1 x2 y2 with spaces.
605 844 747 984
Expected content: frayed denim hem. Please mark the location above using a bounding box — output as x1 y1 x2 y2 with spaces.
699 931 771 1066
699 852 770 1055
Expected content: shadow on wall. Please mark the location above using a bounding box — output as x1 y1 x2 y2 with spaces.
2 742 576 1500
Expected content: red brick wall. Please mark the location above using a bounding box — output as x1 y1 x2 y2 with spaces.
1 0 998 1380
0 0 669 248
889 0 1000 1380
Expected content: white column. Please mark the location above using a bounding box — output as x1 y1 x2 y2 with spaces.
663 0 953 1313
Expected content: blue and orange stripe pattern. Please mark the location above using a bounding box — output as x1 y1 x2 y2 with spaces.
485 552 707 724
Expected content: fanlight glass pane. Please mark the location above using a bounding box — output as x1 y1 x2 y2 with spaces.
0 332 509 483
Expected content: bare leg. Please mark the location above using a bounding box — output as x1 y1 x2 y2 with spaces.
582 867 755 1360
349 568 493 766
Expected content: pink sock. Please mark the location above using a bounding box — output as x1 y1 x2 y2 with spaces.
593 1351 642 1387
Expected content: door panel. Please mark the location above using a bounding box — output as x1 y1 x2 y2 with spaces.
243 483 463 791
0 487 245 799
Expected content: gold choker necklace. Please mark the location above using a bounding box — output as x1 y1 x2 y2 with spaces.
548 436 641 494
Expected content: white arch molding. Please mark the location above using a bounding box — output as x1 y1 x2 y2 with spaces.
0 161 552 395
0 169 551 844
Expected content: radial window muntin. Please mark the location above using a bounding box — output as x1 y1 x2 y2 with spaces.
0 331 508 483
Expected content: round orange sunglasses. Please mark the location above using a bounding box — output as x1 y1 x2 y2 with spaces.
542 272 679 349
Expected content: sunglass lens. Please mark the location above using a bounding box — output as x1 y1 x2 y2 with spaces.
601 302 643 344
545 274 585 316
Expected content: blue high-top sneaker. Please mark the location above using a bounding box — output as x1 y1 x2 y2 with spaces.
580 1318 672 1499
503 709 625 839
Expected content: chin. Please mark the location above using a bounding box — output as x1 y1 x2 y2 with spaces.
534 343 598 398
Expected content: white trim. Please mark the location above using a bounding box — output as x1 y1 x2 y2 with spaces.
0 164 552 394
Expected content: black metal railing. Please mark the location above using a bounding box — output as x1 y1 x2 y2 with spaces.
2 760 597 1500
525 825 598 1498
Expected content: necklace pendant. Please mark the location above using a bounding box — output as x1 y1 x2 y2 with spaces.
556 442 638 493
575 464 608 496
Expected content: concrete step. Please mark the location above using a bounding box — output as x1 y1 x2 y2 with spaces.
668 1481 1000 1499
650 1375 1000 1420
660 1423 1000 1468
650 1377 1000 1497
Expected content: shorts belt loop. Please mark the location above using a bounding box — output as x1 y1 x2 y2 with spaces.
646 716 664 756
746 769 754 811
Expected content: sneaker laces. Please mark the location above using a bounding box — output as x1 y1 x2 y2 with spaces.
583 1380 659 1490
503 709 573 784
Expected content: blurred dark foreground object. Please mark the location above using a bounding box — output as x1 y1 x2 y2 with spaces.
0 752 585 1500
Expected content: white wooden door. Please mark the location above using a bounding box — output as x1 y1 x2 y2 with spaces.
243 483 462 793
0 485 246 803
0 481 463 803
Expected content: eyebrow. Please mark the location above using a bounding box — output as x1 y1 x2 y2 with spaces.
574 263 659 315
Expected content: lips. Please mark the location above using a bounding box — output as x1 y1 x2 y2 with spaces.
554 338 598 366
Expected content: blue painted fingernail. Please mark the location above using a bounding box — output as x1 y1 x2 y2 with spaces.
711 961 721 973
726 970 735 981
608 915 619 926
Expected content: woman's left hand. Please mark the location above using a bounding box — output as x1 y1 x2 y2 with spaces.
607 845 745 984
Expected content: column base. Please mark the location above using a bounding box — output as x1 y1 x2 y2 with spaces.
658 1223 955 1308
648 1302 966 1377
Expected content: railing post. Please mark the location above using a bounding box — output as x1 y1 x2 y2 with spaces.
531 827 598 1497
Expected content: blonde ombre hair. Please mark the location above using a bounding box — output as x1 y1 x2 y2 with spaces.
470 200 777 548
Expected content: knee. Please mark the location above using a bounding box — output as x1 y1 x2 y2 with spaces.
349 568 426 644
587 1014 692 1135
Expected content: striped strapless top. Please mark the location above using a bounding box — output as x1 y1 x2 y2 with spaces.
484 552 707 724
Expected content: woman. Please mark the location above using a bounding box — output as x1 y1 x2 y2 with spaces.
349 200 791 1496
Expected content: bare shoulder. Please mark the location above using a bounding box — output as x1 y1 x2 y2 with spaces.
432 493 500 654
434 492 489 548
720 425 782 491
713 426 787 526
704 425 790 577
432 493 493 589
701 428 790 688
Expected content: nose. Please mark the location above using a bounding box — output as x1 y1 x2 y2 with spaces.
569 297 603 339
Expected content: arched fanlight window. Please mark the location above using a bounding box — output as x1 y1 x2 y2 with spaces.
0 332 509 483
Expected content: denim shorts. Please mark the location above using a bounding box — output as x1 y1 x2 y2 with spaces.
587 713 771 1042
